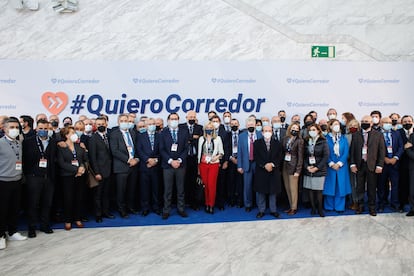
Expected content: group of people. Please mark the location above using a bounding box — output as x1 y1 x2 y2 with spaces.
1 108 414 250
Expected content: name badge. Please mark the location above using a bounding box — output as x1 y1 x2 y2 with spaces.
71 160 79 167
387 146 393 154
15 161 22 171
205 156 212 163
362 146 367 155
171 143 178 152
309 156 316 165
284 153 291 162
39 159 48 168
233 146 238 154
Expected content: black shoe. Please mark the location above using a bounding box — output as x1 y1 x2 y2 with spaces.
406 210 414 217
96 217 103 223
311 208 316 215
191 205 200 211
209 207 214 214
256 212 265 218
128 208 139 215
270 212 281 218
369 209 377 216
141 210 149 217
28 228 36 238
318 209 325 217
154 210 161 216
103 213 115 219
218 206 224 211
245 207 252 212
39 227 54 234
162 213 169 220
378 207 384 213
205 206 210 213
81 217 89 222
355 206 364 214
119 211 129 218
178 211 188 218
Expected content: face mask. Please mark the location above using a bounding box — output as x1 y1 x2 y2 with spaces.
188 119 195 125
361 123 370 130
223 117 231 124
273 123 281 130
256 126 262 132
63 122 71 127
332 125 341 133
305 121 313 127
75 131 83 137
156 125 161 131
128 122 135 129
70 133 78 142
309 130 318 138
169 120 179 129
212 122 220 129
51 121 59 127
293 121 300 125
97 126 106 133
349 127 358 133
280 116 286 123
85 124 93 132
290 130 299 136
403 123 413 130
372 117 380 124
147 125 156 133
205 129 214 135
119 122 129 130
231 126 238 132
341 120 346 126
139 128 147 134
396 124 403 130
328 114 336 120
48 130 54 137
37 129 48 138
382 123 392 131
322 131 328 136
8 128 19 139
247 127 255 133
392 119 398 126
263 132 272 139
320 125 327 131
20 122 25 128
262 121 269 127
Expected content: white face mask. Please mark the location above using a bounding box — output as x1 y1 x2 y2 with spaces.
273 123 281 130
328 114 336 120
263 132 272 139
223 117 231 124
332 124 341 133
309 130 318 138
128 122 135 129
85 124 93 132
119 122 129 131
372 117 380 124
169 120 179 129
212 122 220 129
48 130 54 138
383 123 392 131
8 128 19 139
262 121 269 127
256 126 263 132
70 133 78 142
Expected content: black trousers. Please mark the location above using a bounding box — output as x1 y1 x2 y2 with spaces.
215 165 228 208
140 167 160 212
93 176 111 217
356 162 378 211
0 180 22 237
62 176 83 223
227 160 243 206
115 167 138 212
26 175 54 229
184 155 198 206
163 167 186 214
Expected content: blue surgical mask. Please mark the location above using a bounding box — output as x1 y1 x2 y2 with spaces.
75 131 83 138
273 123 281 130
37 130 48 138
205 129 214 135
120 122 129 130
139 128 147 134
383 123 392 131
256 126 262 132
169 120 179 129
148 125 156 133
128 122 135 129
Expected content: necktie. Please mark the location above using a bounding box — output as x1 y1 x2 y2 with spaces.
172 130 177 143
125 131 134 157
386 132 392 158
266 139 270 151
362 131 368 161
233 132 238 147
149 133 154 151
189 125 193 135
249 134 254 161
103 133 109 148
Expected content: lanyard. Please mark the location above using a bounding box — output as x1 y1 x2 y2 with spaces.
67 143 77 159
36 137 46 159
286 137 295 152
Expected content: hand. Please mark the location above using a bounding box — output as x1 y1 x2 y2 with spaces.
293 173 300 177
351 166 358 174
95 174 102 181
237 168 244 174
77 166 85 176
80 142 87 150
231 157 238 164
405 142 413 149
389 158 397 165
222 161 228 170
375 167 383 174
331 164 340 171
128 158 138 167
171 160 181 169
264 163 273 172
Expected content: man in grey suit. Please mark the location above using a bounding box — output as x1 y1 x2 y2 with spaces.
109 114 139 218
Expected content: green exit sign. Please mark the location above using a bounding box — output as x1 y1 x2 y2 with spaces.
311 46 335 58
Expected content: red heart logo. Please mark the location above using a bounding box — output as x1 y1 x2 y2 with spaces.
41 92 68 115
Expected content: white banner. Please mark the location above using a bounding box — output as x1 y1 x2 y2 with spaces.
0 60 412 126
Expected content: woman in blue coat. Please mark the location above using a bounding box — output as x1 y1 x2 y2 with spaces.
324 119 352 212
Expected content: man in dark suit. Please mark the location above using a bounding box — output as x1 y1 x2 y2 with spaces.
271 116 287 142
254 125 283 218
179 110 203 210
109 114 139 218
210 115 230 210
137 118 161 216
278 110 289 130
23 119 57 238
350 115 385 216
159 112 189 219
398 115 413 210
405 132 414 216
88 116 115 222
227 119 243 207
377 117 404 212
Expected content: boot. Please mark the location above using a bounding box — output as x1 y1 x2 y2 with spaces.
317 191 325 217
309 189 316 215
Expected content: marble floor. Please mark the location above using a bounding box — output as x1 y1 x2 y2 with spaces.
1 213 413 276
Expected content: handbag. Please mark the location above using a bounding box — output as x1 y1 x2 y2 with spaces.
86 163 99 188
194 175 205 204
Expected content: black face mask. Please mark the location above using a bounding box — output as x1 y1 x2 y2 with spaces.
403 123 413 130
248 127 255 133
188 119 195 125
51 121 59 127
361 123 371 130
231 126 238 131
290 130 299 136
305 121 313 127
63 122 71 127
97 126 106 133
280 116 286 123
320 125 327 131
156 126 161 131
392 119 398 126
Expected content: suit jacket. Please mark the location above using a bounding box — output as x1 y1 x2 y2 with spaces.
217 124 231 164
137 131 161 171
398 128 411 169
237 130 263 172
253 137 283 194
179 122 203 157
197 136 224 164
22 135 57 181
303 137 329 177
57 143 87 177
88 132 112 178
405 133 414 170
109 128 138 174
350 129 385 171
381 130 404 167
273 128 286 142
159 127 189 169
281 135 304 175
228 130 243 159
